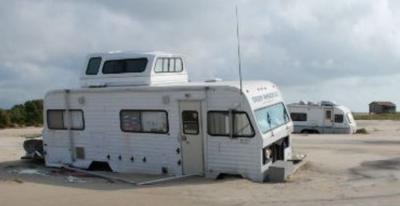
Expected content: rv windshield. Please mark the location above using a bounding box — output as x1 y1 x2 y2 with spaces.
255 103 290 134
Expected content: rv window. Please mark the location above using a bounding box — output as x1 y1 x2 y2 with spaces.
47 110 85 130
67 110 85 130
208 112 230 136
233 113 255 137
175 58 183 72
47 110 64 130
169 58 175 72
86 57 102 75
290 113 307 121
162 58 169 72
255 103 290 134
207 111 254 137
182 111 199 135
155 58 183 73
102 58 148 74
155 58 163 72
120 110 168 134
334 114 344 123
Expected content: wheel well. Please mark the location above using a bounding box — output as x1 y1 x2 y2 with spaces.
88 161 113 171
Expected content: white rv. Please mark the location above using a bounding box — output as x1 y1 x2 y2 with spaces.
287 101 357 134
42 51 294 182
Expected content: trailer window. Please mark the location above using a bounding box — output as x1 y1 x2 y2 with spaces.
334 114 344 123
175 58 183 72
255 103 290 134
182 111 199 134
47 110 84 130
154 58 183 73
86 57 102 75
325 110 332 120
207 111 254 137
290 113 307 121
102 58 148 74
346 113 354 123
120 110 168 134
162 58 169 72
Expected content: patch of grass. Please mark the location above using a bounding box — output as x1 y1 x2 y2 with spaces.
13 178 24 184
353 113 400 121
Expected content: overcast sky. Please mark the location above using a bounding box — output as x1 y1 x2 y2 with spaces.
1 0 400 111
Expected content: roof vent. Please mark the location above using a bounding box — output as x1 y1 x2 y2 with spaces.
321 100 336 106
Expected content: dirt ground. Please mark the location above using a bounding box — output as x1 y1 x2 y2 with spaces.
0 121 399 206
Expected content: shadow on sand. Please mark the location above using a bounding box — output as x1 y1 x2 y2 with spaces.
0 159 249 191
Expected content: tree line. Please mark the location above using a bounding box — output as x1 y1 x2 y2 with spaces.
0 99 43 129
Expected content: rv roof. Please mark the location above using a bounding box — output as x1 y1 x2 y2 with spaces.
288 100 337 107
87 51 181 59
53 80 278 94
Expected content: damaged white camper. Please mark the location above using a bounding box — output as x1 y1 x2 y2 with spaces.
287 101 357 134
42 51 295 182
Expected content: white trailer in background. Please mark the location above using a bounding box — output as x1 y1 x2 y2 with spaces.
42 51 294 182
287 101 357 134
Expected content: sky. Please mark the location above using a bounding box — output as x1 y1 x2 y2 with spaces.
1 0 400 112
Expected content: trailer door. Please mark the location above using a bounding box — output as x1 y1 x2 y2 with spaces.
323 107 334 132
179 101 204 175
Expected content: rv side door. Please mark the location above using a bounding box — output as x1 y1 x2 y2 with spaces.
179 101 204 175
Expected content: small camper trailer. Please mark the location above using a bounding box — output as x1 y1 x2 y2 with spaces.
42 51 294 182
287 101 357 134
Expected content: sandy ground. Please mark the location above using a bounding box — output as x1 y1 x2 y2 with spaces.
0 121 400 206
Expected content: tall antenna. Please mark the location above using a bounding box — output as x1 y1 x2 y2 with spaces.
235 5 243 95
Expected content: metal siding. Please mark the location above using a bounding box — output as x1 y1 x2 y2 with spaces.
44 90 184 175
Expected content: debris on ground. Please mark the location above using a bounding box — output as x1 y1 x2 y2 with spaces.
66 176 86 183
21 139 44 160
356 128 369 134
13 178 24 184
9 168 49 176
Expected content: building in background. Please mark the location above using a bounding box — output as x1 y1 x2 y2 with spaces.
369 101 396 114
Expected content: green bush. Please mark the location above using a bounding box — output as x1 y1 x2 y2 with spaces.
0 99 43 128
9 104 26 125
0 109 12 128
24 100 43 126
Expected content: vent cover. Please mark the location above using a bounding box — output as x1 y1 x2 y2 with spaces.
75 147 85 159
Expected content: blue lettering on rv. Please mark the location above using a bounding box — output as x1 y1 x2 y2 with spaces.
252 92 279 103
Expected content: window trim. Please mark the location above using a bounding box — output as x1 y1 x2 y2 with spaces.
207 110 255 138
255 102 290 134
154 57 184 73
102 58 148 74
120 110 169 134
334 114 344 123
290 112 307 122
47 109 85 131
85 57 102 75
182 110 200 135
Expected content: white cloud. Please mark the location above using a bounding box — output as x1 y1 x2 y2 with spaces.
0 0 399 111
